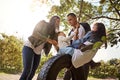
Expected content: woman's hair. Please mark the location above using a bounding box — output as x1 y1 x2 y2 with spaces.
48 16 60 36
94 22 107 48
49 16 60 26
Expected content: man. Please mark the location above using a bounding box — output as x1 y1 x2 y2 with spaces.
64 13 101 80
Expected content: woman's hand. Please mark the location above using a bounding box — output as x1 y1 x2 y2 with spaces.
46 38 59 51
46 39 58 46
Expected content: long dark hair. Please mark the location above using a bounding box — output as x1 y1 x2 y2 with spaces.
94 22 107 48
48 16 60 39
49 16 60 26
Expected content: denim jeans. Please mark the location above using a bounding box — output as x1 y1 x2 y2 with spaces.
19 46 41 80
58 47 74 56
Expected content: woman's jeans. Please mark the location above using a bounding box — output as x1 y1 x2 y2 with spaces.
58 47 74 56
19 46 41 80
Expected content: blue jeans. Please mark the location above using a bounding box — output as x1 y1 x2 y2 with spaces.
58 47 74 56
19 46 41 80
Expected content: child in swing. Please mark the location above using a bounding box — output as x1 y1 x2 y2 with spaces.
47 26 79 51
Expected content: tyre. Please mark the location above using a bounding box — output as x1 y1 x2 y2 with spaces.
37 54 72 80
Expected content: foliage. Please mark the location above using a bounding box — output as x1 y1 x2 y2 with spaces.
0 33 23 73
89 58 120 79
0 33 54 74
47 0 120 47
93 41 103 50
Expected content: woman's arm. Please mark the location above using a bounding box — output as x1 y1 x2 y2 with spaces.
46 39 59 51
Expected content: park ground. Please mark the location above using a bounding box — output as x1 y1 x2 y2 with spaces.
0 72 118 80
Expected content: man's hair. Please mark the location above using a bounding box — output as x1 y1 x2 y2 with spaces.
67 13 76 17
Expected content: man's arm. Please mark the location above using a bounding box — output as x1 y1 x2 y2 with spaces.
78 25 86 39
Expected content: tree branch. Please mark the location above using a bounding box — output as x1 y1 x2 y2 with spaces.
108 29 120 33
78 0 83 22
109 0 120 17
91 16 120 21
84 13 120 21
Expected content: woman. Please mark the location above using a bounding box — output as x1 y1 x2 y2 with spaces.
19 16 60 80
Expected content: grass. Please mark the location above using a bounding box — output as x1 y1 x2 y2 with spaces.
0 72 118 80
88 76 101 80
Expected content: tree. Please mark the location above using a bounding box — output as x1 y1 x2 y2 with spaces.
89 59 120 78
47 0 120 47
0 33 23 73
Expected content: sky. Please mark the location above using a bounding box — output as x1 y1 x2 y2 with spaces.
0 0 51 39
0 0 120 62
